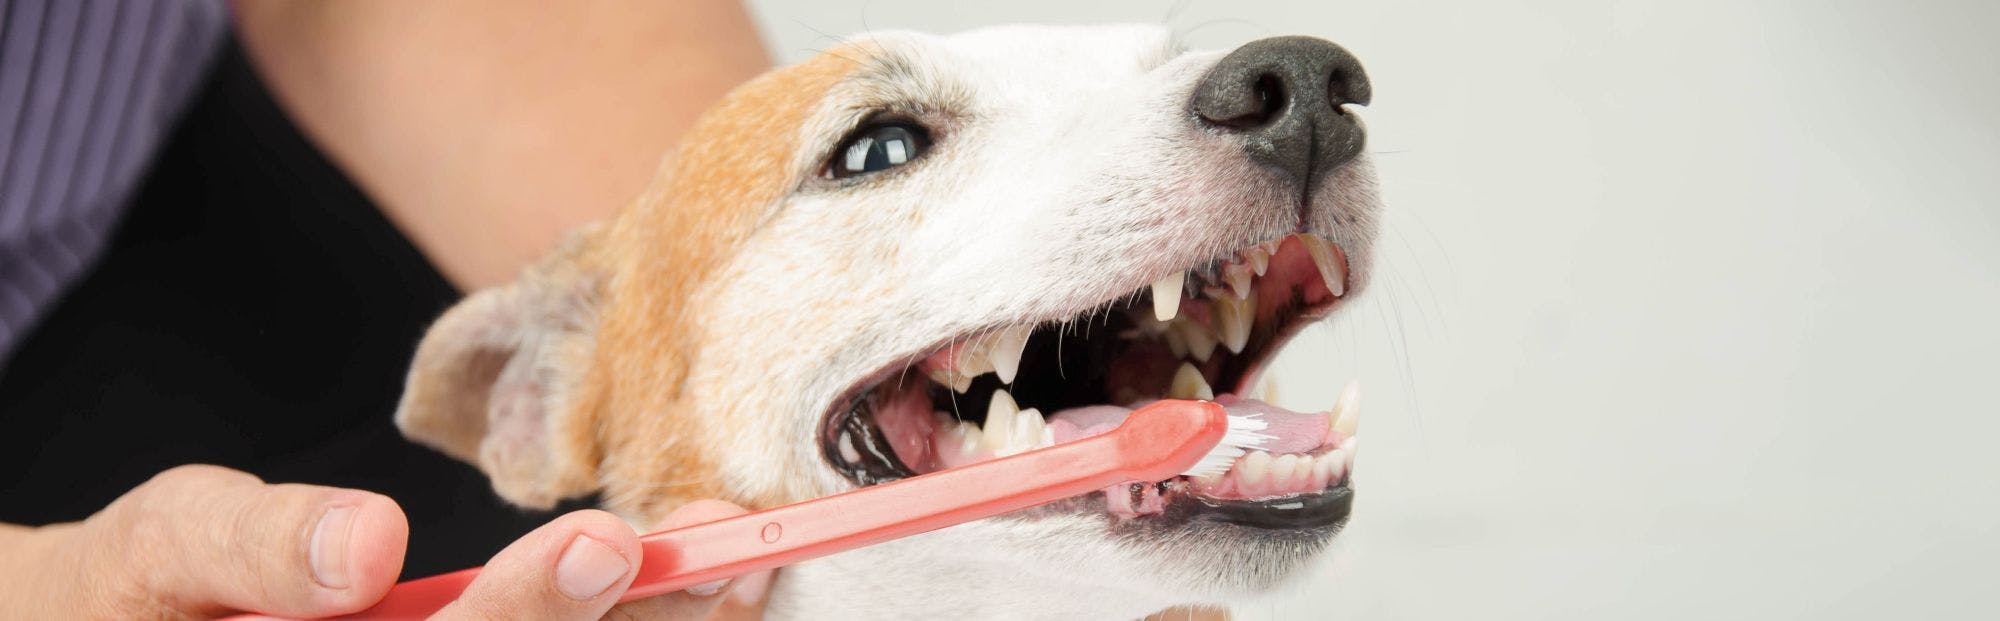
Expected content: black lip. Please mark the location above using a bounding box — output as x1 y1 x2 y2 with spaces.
1187 483 1354 529
824 395 915 486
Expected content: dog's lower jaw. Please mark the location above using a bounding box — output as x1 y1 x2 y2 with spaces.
759 517 1266 620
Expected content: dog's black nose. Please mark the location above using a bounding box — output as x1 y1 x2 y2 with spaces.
1191 36 1371 189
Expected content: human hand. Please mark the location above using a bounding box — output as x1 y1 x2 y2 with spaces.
0 465 771 619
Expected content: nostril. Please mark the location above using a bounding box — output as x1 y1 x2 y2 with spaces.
1254 74 1286 121
1327 70 1352 107
1327 66 1372 108
1190 35 1371 183
1201 74 1286 130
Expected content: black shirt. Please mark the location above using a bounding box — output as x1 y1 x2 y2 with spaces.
0 38 588 578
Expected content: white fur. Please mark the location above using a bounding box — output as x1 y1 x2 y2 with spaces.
654 24 1379 618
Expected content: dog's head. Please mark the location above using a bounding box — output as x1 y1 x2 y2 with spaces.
396 24 1377 616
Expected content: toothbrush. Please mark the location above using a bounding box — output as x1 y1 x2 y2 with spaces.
309 399 1267 620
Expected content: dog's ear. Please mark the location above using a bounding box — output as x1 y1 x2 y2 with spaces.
395 229 604 509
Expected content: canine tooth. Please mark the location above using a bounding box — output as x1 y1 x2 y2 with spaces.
1178 321 1219 362
1167 362 1214 400
1006 408 1047 455
988 325 1032 385
1331 380 1360 437
1273 454 1303 489
1240 451 1272 485
1243 246 1270 276
1297 234 1348 297
1150 272 1185 321
1222 263 1254 299
1212 294 1256 354
981 390 1021 453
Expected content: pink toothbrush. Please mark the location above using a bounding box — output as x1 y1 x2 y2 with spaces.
273 399 1266 620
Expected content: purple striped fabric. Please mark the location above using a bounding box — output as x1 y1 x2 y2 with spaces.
0 0 226 365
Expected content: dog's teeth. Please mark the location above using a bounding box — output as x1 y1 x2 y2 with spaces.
1178 320 1219 363
1150 272 1184 321
1331 380 1360 437
1297 234 1348 297
1192 471 1225 489
928 363 972 393
1222 263 1254 299
1167 362 1214 400
837 430 862 464
1305 453 1330 489
981 389 1021 454
1240 450 1272 487
988 325 1032 385
955 421 984 455
1242 246 1271 277
954 342 996 382
1212 294 1255 354
1006 408 1047 456
1273 454 1303 489
1163 324 1189 358
926 366 959 391
1320 450 1352 484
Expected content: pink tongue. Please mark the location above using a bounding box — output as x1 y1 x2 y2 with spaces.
1045 398 1330 454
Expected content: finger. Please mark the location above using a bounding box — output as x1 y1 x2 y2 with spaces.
604 500 753 621
434 510 640 621
87 464 408 618
712 567 775 621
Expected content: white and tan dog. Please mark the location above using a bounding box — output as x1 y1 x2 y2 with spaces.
394 24 1378 619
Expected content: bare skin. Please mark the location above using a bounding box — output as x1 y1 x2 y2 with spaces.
232 0 772 291
0 465 762 619
2 2 773 618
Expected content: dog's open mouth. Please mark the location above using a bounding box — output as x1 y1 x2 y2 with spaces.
820 234 1360 529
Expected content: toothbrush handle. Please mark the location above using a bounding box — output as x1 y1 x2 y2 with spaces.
337 400 1225 619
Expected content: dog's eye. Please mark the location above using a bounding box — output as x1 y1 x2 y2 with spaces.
829 123 929 179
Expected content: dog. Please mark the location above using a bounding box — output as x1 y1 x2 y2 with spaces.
393 23 1378 619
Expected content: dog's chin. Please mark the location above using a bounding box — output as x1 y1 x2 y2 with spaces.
814 232 1364 577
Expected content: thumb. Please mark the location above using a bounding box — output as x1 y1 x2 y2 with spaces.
81 465 408 618
604 499 767 621
432 510 642 621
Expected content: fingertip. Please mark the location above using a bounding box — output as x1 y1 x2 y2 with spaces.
433 509 642 620
729 569 774 607
540 510 640 602
306 491 409 614
558 509 642 555
342 493 409 602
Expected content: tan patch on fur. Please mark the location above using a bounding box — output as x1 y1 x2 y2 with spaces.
564 50 863 520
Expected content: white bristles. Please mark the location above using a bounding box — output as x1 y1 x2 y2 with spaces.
1179 413 1273 478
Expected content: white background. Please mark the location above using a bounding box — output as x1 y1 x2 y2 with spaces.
744 1 2000 618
